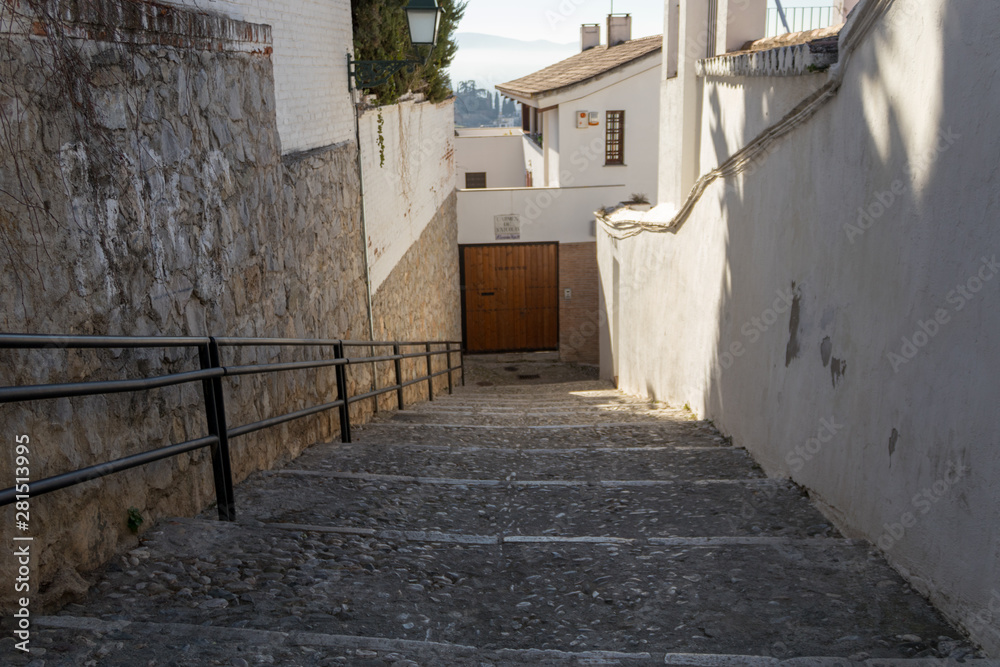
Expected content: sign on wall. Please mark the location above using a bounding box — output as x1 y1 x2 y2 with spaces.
494 214 521 240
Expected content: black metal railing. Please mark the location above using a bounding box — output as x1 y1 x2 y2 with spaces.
0 333 463 520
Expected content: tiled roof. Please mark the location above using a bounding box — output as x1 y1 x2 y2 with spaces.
497 35 662 99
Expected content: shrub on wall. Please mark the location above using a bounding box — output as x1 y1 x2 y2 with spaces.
351 0 465 104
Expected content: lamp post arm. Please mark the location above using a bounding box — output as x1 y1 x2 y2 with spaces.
348 57 423 90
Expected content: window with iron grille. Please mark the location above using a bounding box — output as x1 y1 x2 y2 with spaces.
465 172 487 189
605 110 624 165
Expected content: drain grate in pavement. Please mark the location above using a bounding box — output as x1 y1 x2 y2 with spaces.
503 366 519 371
518 374 541 379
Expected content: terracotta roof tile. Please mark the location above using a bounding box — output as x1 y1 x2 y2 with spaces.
497 35 662 99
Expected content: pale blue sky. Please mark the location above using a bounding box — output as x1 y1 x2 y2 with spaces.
457 0 833 44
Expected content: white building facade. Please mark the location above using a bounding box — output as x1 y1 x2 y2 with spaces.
455 18 661 363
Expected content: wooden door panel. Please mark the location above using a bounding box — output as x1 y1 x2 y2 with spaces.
462 243 558 353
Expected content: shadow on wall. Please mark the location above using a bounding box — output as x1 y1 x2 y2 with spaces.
697 0 1000 653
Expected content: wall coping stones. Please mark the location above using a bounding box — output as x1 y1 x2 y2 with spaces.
696 37 839 78
7 0 272 53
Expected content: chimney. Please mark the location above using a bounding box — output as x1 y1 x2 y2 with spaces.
581 24 600 51
607 14 631 46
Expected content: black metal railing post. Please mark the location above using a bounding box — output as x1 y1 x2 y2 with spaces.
199 341 235 521
208 338 236 520
334 341 352 443
446 343 454 395
393 343 404 409
460 346 466 387
425 342 433 401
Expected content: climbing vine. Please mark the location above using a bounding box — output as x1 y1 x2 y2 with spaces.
377 109 386 167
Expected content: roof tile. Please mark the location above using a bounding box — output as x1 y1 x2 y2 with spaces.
497 35 662 99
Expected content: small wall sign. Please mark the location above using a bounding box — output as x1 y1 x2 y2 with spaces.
494 214 521 240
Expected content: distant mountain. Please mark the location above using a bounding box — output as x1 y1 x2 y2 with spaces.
456 32 576 52
447 32 578 96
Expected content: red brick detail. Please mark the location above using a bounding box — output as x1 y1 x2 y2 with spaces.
558 242 600 364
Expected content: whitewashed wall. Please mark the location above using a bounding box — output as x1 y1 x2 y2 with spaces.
523 134 544 186
165 0 355 152
359 98 456 291
457 185 625 245
553 64 661 201
604 0 1000 653
456 129 525 188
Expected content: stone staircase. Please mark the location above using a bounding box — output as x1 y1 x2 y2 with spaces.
8 373 996 665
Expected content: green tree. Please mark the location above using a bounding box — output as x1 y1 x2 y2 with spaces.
351 0 466 105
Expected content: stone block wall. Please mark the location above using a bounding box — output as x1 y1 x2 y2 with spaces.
559 242 600 365
0 0 382 613
371 192 462 407
164 0 356 152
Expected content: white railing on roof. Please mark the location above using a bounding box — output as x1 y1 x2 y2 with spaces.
766 6 836 37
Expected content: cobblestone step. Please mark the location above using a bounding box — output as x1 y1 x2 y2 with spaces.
236 473 827 539
25 518 981 662
7 360 990 665
389 412 688 426
355 423 730 449
287 441 762 482
22 616 997 666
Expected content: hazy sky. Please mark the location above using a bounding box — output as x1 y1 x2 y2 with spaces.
457 0 832 44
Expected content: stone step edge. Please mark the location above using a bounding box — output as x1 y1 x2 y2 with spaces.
317 443 740 453
32 617 995 666
660 655 999 666
362 422 699 429
32 616 648 662
397 407 678 414
254 523 856 548
263 469 772 486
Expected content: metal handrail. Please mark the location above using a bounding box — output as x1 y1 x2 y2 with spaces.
766 6 836 37
0 333 464 520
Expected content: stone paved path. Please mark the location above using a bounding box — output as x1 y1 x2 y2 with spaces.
4 358 997 666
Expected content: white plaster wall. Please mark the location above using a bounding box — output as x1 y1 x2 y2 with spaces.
658 0 708 205
699 74 824 172
555 65 661 201
456 130 525 188
543 108 560 187
457 185 626 245
524 135 544 186
164 0 355 153
359 98 456 291
604 0 1000 653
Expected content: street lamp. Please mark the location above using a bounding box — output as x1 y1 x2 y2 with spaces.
348 0 444 90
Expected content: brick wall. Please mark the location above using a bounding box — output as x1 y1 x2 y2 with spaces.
558 242 600 364
164 0 356 153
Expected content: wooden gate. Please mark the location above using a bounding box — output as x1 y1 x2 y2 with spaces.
460 243 559 353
